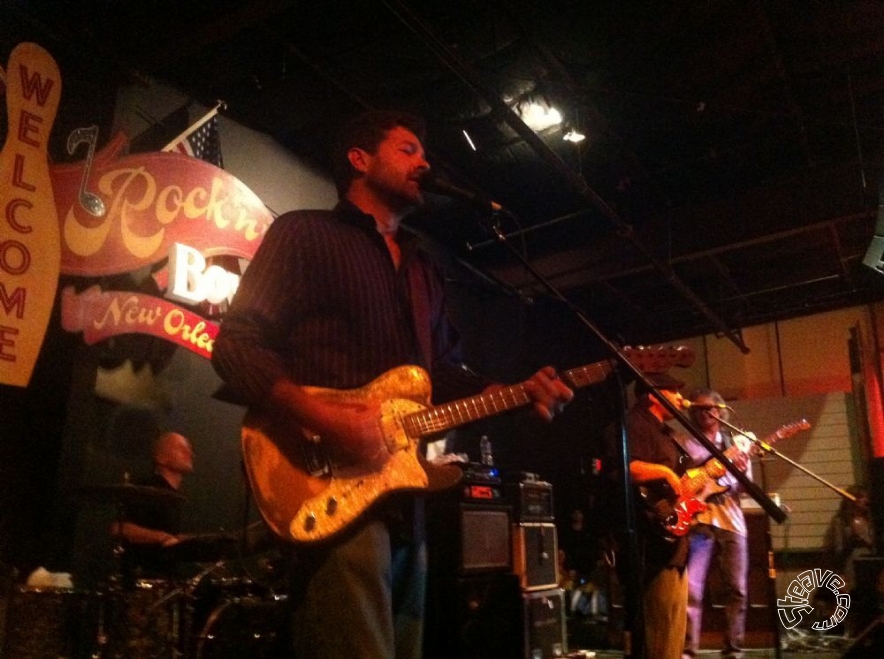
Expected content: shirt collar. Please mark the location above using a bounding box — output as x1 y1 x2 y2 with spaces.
333 199 421 256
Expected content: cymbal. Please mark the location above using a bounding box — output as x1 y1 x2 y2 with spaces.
79 483 186 506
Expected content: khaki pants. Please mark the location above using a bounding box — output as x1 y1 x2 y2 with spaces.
642 565 688 659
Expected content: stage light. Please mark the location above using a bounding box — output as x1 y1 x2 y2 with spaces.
461 129 477 151
517 101 562 132
563 129 585 143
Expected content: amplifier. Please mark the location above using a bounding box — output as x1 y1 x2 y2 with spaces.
512 522 559 591
427 475 512 575
506 477 554 522
523 587 568 659
460 504 513 573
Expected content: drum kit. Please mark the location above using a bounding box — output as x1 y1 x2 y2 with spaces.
1 483 289 659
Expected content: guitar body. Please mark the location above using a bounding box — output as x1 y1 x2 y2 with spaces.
638 484 708 539
682 465 729 501
241 365 461 545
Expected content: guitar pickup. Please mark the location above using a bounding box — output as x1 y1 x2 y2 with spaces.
302 440 331 477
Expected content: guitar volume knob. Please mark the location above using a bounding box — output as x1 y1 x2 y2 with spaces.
326 497 338 516
304 512 316 532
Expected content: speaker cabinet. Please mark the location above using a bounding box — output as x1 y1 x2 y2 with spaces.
461 505 513 573
523 588 568 659
427 497 512 575
512 522 559 591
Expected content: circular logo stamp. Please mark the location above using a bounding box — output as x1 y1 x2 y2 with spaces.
777 568 850 631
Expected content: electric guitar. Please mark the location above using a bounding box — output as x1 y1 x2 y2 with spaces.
241 345 694 545
642 419 811 538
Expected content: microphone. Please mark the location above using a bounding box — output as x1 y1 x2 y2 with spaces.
419 174 509 214
682 400 729 409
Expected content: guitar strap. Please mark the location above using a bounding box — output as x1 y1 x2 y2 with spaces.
666 426 691 473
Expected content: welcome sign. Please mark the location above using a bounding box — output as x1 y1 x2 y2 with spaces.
0 43 61 387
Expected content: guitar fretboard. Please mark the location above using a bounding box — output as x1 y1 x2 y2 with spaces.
405 360 613 438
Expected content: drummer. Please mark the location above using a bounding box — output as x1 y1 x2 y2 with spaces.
109 431 193 581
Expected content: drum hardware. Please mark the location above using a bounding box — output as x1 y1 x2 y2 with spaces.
78 480 186 590
69 472 285 657
192 592 289 659
160 534 240 564
79 483 187 507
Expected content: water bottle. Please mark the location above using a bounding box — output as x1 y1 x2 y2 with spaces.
479 435 494 466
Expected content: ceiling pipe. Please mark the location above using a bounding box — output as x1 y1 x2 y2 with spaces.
383 0 750 353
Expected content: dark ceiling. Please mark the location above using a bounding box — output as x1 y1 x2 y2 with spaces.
8 0 884 352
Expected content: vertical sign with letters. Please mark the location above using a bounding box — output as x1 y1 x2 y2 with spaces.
0 43 62 386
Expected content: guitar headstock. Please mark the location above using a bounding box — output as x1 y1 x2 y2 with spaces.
774 419 811 440
624 344 696 373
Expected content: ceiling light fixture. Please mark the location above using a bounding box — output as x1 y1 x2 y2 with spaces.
517 101 562 132
462 129 477 151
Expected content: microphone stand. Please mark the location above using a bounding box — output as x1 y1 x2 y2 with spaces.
714 415 856 504
477 215 787 657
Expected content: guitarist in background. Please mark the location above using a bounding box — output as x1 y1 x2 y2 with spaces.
622 371 691 659
678 388 751 659
211 110 572 659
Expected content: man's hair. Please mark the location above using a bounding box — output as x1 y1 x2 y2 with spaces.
330 110 426 196
686 386 730 421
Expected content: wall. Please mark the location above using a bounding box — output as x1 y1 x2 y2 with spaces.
58 81 341 585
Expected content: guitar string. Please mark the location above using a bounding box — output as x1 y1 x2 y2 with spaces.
408 363 612 436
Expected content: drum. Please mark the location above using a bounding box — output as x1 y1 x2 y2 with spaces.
2 587 91 659
193 593 288 658
101 579 184 659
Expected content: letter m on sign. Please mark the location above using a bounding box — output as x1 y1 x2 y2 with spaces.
1 284 27 318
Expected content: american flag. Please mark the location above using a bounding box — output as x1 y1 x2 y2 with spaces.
172 116 224 168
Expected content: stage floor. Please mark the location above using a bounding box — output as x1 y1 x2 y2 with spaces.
586 652 845 659
568 618 857 659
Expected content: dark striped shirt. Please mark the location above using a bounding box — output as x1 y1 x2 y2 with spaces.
212 202 486 405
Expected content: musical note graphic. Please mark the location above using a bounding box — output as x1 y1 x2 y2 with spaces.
66 125 106 217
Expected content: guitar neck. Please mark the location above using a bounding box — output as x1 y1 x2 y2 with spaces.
406 360 613 439
702 423 800 475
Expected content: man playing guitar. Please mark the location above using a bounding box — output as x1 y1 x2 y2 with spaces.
623 371 691 659
678 388 751 659
211 110 573 659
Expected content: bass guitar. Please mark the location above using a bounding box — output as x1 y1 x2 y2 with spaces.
642 419 811 538
242 345 694 545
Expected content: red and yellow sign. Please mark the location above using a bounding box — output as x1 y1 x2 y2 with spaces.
52 132 269 276
61 286 217 360
1 43 275 386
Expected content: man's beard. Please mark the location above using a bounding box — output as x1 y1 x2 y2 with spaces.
371 177 424 212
